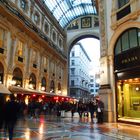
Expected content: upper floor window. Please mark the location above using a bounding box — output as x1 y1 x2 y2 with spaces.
17 41 23 56
34 12 40 25
71 51 75 57
95 89 99 92
71 60 75 65
0 28 5 48
21 0 26 10
90 79 94 82
59 38 62 47
95 83 99 87
44 22 49 34
90 84 94 87
43 57 48 72
90 89 94 92
32 50 37 64
71 68 75 75
71 80 75 86
118 0 129 8
52 31 56 42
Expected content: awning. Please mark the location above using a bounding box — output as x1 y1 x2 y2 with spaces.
9 86 52 96
0 84 11 94
9 86 74 99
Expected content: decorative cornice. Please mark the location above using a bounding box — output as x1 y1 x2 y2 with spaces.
111 9 140 30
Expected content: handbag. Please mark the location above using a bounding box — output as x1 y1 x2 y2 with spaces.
97 107 101 112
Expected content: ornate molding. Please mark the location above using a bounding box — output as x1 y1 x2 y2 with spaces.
111 9 140 30
98 0 107 57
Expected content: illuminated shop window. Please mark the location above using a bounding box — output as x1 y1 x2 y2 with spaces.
117 79 140 119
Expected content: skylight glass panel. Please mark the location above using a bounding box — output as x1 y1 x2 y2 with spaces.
61 1 69 11
81 0 91 4
70 0 81 6
78 6 84 15
42 0 97 28
53 9 62 20
74 6 81 15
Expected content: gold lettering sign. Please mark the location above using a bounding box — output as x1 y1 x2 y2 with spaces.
121 56 139 64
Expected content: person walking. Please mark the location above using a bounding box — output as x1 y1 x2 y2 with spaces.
96 97 104 124
88 98 97 122
4 94 20 140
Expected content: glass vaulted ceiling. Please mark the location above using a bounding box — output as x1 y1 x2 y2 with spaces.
43 0 97 28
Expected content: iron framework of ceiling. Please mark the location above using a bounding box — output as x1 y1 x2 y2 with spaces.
42 0 97 28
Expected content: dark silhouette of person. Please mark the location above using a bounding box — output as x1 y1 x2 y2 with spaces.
96 97 104 124
0 94 5 129
4 94 20 140
71 102 76 118
88 99 97 122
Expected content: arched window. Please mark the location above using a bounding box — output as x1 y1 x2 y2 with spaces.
41 77 46 91
29 73 36 89
50 80 55 92
58 82 61 90
115 28 140 55
12 68 23 87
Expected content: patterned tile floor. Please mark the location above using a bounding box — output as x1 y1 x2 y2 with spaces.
0 114 140 140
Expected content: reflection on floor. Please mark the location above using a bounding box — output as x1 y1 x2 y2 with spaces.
0 114 140 140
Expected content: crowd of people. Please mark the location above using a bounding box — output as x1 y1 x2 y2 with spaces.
0 94 104 140
76 97 104 123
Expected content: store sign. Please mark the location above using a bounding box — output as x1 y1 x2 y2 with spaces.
114 47 140 71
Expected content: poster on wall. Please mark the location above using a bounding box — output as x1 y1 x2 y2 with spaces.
81 17 92 28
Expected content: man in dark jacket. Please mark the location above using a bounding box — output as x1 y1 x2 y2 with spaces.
96 97 104 124
88 99 97 122
4 94 20 140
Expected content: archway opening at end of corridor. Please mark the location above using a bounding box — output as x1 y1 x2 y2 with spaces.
68 37 100 102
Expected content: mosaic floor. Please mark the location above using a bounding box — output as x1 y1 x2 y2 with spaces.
0 114 140 140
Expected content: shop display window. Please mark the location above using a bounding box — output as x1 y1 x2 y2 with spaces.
117 78 140 119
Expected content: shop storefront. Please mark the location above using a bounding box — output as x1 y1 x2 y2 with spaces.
114 28 140 124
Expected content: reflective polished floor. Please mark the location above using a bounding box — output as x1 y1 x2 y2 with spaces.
0 113 140 140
